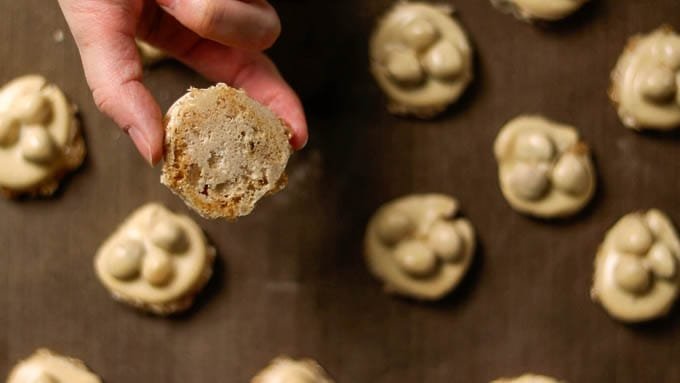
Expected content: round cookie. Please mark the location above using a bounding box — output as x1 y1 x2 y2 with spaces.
591 209 680 323
136 39 169 66
610 26 680 130
95 203 216 315
0 75 85 198
7 349 101 383
162 83 292 219
364 194 476 300
370 2 474 118
491 0 588 21
492 374 563 383
494 115 596 218
251 357 334 383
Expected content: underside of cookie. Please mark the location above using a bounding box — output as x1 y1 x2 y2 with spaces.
161 84 292 219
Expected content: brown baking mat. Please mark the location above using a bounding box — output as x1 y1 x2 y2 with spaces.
1 0 680 382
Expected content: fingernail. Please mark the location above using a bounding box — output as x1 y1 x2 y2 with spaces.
128 126 154 166
283 119 307 150
298 132 309 149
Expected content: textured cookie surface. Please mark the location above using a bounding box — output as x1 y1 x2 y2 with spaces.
494 115 596 218
610 26 680 130
491 0 587 21
252 357 334 383
370 2 473 118
0 75 85 197
364 194 476 300
591 209 680 323
162 84 292 219
491 374 563 383
7 348 101 383
95 202 215 315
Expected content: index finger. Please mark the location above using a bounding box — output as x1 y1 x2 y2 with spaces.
58 0 164 164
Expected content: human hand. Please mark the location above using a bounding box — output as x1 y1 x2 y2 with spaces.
58 0 308 165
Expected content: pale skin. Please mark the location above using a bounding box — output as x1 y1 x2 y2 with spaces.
57 0 308 165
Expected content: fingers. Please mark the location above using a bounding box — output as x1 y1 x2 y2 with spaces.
139 12 308 149
59 0 304 165
174 40 308 149
91 73 164 164
156 0 281 51
58 0 164 164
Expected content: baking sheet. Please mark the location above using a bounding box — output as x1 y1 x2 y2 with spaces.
1 0 680 381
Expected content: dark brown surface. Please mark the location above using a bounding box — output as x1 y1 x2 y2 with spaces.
1 0 680 382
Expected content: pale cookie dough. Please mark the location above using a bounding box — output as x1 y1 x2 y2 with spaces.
494 115 596 218
591 209 680 323
370 2 474 118
251 357 334 383
492 374 564 383
95 202 216 315
364 194 475 300
610 26 680 130
491 0 587 21
7 349 101 383
136 39 169 66
0 75 85 198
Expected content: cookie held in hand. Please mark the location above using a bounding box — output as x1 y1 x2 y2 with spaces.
162 84 293 219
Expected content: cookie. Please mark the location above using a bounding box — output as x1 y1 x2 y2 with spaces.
364 194 476 300
610 26 680 130
161 83 292 219
95 203 216 315
492 374 564 383
591 209 680 323
251 357 334 383
370 2 474 118
0 75 85 198
136 39 169 66
494 115 596 218
491 0 587 21
7 349 101 383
